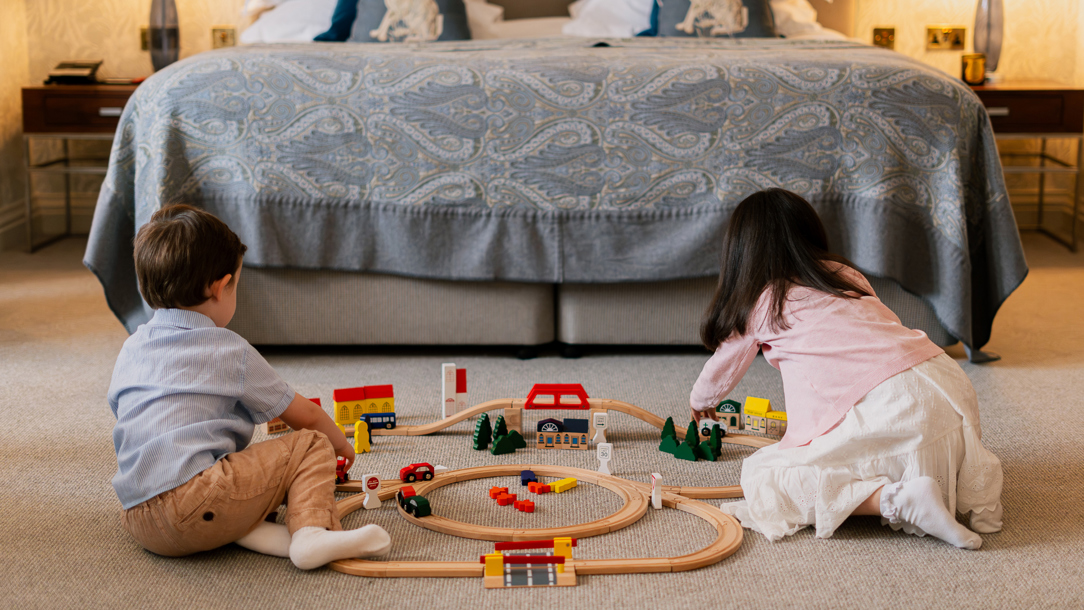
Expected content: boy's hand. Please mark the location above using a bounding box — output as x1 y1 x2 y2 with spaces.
337 444 356 471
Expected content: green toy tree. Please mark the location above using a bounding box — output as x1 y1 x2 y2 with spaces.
685 421 700 446
492 414 508 441
697 425 723 461
661 417 676 441
659 435 680 455
674 441 698 462
472 413 492 450
491 429 526 455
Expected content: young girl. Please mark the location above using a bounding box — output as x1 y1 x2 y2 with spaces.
690 189 1003 549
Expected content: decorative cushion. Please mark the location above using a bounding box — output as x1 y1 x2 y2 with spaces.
562 0 655 38
348 0 470 42
656 0 776 38
242 0 338 43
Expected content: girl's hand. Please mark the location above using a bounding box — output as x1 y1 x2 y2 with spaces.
691 407 719 424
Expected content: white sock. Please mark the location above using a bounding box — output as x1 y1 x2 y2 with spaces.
880 477 982 550
970 503 1003 534
235 521 292 558
288 524 392 570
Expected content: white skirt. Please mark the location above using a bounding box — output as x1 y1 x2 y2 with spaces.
722 353 1003 541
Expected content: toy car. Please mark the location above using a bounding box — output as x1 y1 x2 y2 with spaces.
404 495 432 518
335 456 349 485
399 462 435 483
397 486 416 508
699 418 726 438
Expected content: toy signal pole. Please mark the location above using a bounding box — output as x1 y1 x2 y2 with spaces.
441 363 456 418
362 474 381 510
597 443 612 475
650 473 662 509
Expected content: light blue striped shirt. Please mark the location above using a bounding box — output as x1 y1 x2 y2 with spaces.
108 309 294 509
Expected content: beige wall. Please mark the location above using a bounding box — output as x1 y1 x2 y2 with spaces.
24 0 246 83
0 0 246 250
0 0 31 248
856 0 1082 86
857 0 1084 229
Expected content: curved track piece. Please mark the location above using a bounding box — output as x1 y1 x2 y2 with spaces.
330 464 743 579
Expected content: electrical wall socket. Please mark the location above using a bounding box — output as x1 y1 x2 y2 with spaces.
212 27 236 49
926 26 965 50
872 27 895 50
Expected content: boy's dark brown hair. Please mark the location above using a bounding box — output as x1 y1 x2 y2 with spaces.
134 204 247 309
700 188 870 350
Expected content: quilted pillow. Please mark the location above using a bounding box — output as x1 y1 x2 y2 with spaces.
348 0 470 42
656 0 777 38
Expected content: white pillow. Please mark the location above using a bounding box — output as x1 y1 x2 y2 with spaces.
242 0 290 17
770 0 825 38
240 0 338 44
465 0 572 39
562 0 654 38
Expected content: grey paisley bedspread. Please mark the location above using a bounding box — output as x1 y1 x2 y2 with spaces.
86 37 1026 349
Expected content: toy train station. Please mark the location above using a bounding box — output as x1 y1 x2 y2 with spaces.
525 384 594 451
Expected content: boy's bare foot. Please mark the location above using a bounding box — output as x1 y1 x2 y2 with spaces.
289 524 392 570
881 477 982 549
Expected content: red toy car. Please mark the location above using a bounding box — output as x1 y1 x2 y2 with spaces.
399 462 435 483
335 456 349 485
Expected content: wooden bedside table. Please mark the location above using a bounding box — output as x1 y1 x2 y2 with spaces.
22 84 138 252
971 80 1084 251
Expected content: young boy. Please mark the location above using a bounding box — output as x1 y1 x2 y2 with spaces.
108 204 391 570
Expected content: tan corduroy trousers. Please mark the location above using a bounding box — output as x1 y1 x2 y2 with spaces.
120 429 342 556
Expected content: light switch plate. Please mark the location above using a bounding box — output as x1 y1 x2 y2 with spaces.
926 26 965 50
212 27 236 49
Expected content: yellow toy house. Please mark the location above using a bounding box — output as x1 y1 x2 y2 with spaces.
333 385 395 428
743 396 787 437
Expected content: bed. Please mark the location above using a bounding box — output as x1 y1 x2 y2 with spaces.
84 0 1027 357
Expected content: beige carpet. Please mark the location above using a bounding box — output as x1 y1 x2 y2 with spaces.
1 235 1082 609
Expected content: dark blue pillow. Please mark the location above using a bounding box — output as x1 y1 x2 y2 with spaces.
656 0 777 38
314 0 357 42
636 0 660 36
348 0 470 42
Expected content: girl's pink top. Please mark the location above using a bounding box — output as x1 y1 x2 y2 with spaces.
690 265 944 450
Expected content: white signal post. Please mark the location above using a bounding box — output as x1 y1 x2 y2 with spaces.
597 443 612 475
591 411 608 444
650 473 662 509
441 363 456 418
362 474 382 510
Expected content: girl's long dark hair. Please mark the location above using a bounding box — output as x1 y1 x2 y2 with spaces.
700 188 870 350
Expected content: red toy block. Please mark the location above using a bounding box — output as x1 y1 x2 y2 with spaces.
515 500 535 513
497 493 514 506
540 484 552 493
489 486 508 499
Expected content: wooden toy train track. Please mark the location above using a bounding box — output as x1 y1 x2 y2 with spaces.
331 464 745 578
330 396 779 580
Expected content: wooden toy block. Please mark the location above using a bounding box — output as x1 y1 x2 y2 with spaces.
524 384 590 410
262 417 290 435
489 486 508 499
496 493 514 506
520 469 537 486
552 478 578 493
354 420 371 454
513 500 535 512
503 406 522 435
540 484 552 493
472 413 492 451
659 435 679 455
660 416 677 441
455 367 468 414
